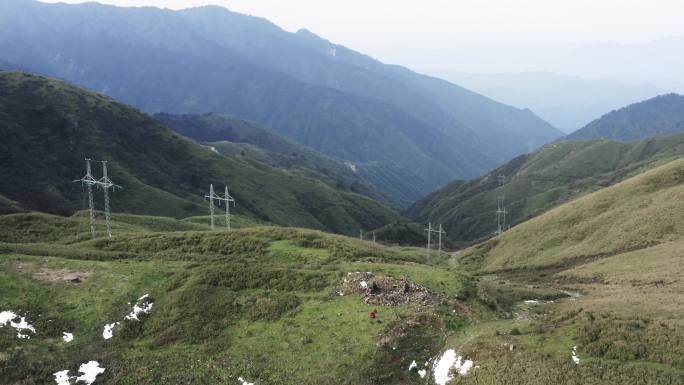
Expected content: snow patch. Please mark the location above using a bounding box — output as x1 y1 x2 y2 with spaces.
572 346 580 364
75 361 106 384
53 370 71 385
418 369 427 378
125 294 153 321
238 377 255 385
432 349 475 385
102 322 119 340
524 300 540 304
0 310 36 339
53 361 105 385
63 332 74 342
360 281 368 289
408 360 417 371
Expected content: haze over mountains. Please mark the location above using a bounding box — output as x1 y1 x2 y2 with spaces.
434 71 672 133
408 93 684 246
566 93 684 141
0 0 562 206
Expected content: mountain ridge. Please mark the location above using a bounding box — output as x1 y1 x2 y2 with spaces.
0 0 562 204
0 71 399 234
565 93 684 141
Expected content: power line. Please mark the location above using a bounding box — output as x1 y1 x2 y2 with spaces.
496 175 507 235
425 222 433 263
73 158 121 239
223 186 236 230
98 161 121 238
436 223 446 256
205 184 235 230
73 158 98 239
425 222 447 263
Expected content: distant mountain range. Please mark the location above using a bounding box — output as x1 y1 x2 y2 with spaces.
0 71 398 234
0 0 562 206
433 71 670 133
566 93 684 141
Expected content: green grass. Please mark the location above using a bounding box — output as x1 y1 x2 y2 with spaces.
0 71 400 236
407 132 684 247
459 156 684 272
1 188 683 385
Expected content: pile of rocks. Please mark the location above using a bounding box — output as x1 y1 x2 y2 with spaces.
339 272 445 306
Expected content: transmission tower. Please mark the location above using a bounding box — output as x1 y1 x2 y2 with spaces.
436 224 446 256
496 175 507 235
73 158 99 239
223 186 236 230
359 230 364 241
98 161 121 238
372 231 376 243
205 184 218 230
425 222 433 263
205 184 235 230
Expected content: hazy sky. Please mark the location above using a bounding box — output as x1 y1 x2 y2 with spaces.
39 0 684 80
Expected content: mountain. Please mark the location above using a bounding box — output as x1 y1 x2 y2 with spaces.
0 0 562 205
1 165 681 384
431 70 669 133
566 93 684 141
0 71 399 234
155 112 398 208
458 155 684 272
406 132 684 246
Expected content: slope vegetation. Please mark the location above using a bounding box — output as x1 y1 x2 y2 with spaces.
407 133 684 246
459 156 684 272
155 113 399 207
566 93 684 141
0 71 398 234
0 0 561 203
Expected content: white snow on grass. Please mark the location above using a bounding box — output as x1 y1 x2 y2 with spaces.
238 377 255 385
63 332 74 342
102 294 153 340
0 310 36 339
432 349 475 385
75 361 106 384
53 361 105 385
418 369 427 378
125 294 153 321
53 370 71 385
572 346 580 364
360 281 368 289
408 360 417 371
102 322 119 340
524 300 540 304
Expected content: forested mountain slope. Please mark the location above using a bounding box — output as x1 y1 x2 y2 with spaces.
0 71 398 234
0 0 562 204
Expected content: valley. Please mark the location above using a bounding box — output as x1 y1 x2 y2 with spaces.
1 156 682 384
0 1 683 384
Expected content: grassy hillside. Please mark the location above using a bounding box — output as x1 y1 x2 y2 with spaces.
428 156 684 384
155 113 401 208
1 205 680 384
407 133 684 246
458 156 684 272
566 93 684 141
0 71 398 235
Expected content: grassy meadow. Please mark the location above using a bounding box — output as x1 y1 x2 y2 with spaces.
1 151 683 385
